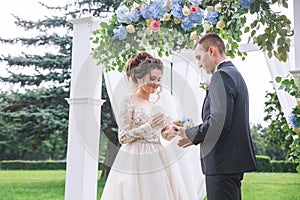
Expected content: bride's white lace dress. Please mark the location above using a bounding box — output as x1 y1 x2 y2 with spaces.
100 95 206 200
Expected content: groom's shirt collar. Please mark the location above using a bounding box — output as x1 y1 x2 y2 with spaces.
216 58 231 72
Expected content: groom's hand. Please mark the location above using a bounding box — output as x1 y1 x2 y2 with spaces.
175 126 194 148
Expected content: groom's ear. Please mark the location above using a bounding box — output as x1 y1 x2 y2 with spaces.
208 46 213 55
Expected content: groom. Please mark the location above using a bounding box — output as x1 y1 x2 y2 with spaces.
175 33 257 200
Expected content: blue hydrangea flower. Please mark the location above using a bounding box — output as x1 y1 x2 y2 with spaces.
206 11 219 25
113 25 127 40
188 0 202 5
181 17 194 31
116 5 129 23
153 0 168 19
171 4 183 20
189 12 203 24
239 0 255 9
289 113 300 128
171 0 183 5
141 4 156 19
126 8 140 23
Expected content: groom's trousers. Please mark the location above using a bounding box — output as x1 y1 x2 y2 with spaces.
205 173 244 200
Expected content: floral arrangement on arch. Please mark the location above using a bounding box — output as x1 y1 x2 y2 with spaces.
173 117 194 128
91 0 292 72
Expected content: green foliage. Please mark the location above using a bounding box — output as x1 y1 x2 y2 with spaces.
271 160 297 173
0 160 66 170
0 0 122 161
263 90 293 160
276 75 300 172
0 88 69 160
251 124 287 160
276 76 300 99
249 0 293 62
91 0 293 71
256 155 271 172
0 160 104 170
255 155 297 172
251 124 267 156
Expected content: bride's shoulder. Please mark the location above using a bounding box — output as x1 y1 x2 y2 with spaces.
123 94 139 104
120 94 138 111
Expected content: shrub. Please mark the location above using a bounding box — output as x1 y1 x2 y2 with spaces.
256 155 271 172
0 160 104 170
271 160 297 173
255 155 297 172
0 160 66 170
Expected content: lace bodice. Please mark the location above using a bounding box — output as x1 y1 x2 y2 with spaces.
118 95 166 144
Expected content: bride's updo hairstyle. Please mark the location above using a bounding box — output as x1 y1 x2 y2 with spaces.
125 52 164 85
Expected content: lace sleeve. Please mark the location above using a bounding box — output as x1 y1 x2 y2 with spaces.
161 116 176 141
118 99 153 144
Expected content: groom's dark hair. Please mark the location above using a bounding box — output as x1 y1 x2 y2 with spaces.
194 33 225 54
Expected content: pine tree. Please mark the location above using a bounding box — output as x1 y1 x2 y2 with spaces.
0 0 121 172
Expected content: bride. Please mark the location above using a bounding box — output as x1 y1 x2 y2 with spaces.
101 52 206 200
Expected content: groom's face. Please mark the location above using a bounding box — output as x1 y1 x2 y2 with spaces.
195 44 216 74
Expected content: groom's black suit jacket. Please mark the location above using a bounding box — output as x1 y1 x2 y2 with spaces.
186 61 257 175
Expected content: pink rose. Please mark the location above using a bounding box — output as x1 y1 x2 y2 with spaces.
190 5 199 14
150 20 161 32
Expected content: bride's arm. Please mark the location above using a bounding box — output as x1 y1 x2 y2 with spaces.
118 101 154 145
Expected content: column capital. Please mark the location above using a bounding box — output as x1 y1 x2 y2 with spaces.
65 97 106 106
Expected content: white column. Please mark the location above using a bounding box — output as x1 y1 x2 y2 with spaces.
293 0 300 70
290 0 300 81
65 17 102 200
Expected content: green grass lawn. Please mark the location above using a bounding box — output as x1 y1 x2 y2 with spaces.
0 171 299 200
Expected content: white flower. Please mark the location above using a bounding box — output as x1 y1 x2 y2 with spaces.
137 30 143 37
146 19 152 27
133 2 140 8
125 43 131 50
163 13 171 21
190 32 198 40
216 20 226 29
215 3 222 12
126 24 135 33
174 18 181 24
203 22 212 32
183 121 194 128
207 6 214 12
166 0 171 11
182 6 191 16
177 37 184 45
145 27 152 36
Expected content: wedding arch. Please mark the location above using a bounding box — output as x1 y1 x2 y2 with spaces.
64 1 299 199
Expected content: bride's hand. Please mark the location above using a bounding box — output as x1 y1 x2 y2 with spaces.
149 113 165 128
161 125 177 141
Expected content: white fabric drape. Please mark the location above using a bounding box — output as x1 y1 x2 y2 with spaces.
264 45 297 122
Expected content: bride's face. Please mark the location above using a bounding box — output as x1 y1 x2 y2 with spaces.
141 68 162 94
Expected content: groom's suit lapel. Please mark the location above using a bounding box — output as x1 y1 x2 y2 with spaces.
201 93 210 121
